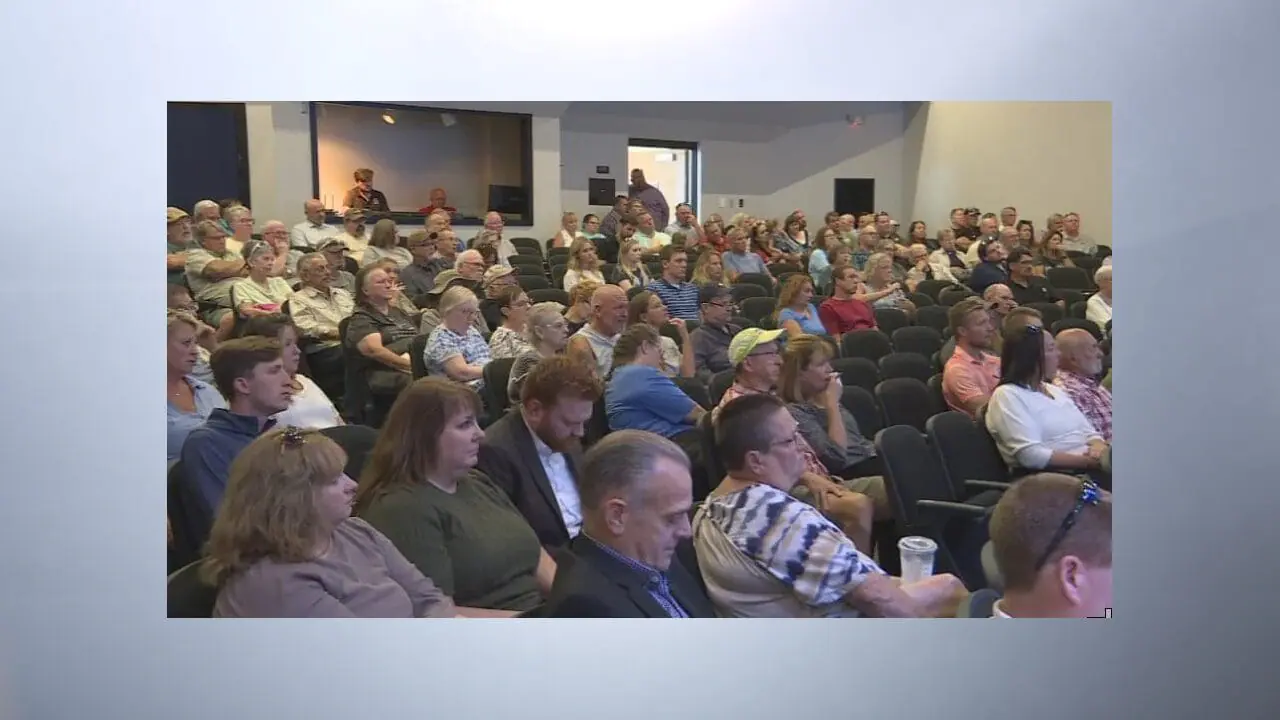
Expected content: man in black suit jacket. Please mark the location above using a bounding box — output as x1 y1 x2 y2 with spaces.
544 430 715 618
477 356 602 549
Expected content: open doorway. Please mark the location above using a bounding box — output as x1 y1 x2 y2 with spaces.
627 138 700 225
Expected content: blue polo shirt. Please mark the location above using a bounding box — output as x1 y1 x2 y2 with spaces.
605 364 697 439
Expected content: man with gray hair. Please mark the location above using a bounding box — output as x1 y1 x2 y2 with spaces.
192 199 222 224
1086 266 1112 328
290 198 339 249
544 429 714 617
453 249 487 282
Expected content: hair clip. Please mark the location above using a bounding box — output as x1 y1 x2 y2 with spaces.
1025 324 1043 335
280 426 307 448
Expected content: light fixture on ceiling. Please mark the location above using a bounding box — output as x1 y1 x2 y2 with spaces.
381 111 396 125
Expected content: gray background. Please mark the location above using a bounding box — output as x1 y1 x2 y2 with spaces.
2 0 1279 717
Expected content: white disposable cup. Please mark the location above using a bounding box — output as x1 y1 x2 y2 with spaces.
898 536 938 584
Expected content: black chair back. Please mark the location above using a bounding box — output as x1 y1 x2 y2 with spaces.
927 373 946 411
840 386 882 440
874 425 954 528
892 326 944 358
699 410 725 498
729 283 768 303
830 357 880 394
337 316 370 424
167 560 217 618
659 323 686 350
736 273 774 295
1027 302 1064 325
409 334 430 379
740 296 776 322
550 266 568 290
319 424 380 482
1069 301 1088 319
1046 266 1090 290
938 287 976 306
907 292 934 307
527 287 569 306
768 262 803 277
511 237 544 257
840 329 893 363
674 377 712 410
1051 317 1103 340
873 308 910 336
879 352 934 384
482 357 518 417
167 461 210 573
915 279 957 302
729 315 757 329
875 377 939 432
626 285 647 300
926 411 1009 498
914 305 950 333
709 370 735 407
584 395 611 447
547 247 571 262
959 588 1001 618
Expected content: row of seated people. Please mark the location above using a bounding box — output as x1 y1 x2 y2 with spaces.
174 355 1112 619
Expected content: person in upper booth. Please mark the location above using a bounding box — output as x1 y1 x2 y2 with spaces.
417 187 457 216
343 168 390 213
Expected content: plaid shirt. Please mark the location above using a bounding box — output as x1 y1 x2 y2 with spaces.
581 535 689 618
1053 370 1113 441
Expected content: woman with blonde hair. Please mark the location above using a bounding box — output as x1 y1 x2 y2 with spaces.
562 236 605 292
862 252 915 316
507 301 572 403
362 219 412 269
562 279 598 335
690 249 726 287
608 236 651 291
774 274 826 338
166 311 226 463
423 285 492 389
356 379 557 612
551 211 579 249
205 426 510 617
627 291 694 377
778 335 890 518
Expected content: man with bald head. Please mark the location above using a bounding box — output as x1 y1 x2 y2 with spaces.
567 284 628 378
291 199 339 249
476 211 519 267
454 249 487 282
1052 329 1112 442
260 220 302 278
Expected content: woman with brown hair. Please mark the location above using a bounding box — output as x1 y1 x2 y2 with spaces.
355 378 557 612
487 286 534 360
1034 230 1076 273
562 279 599 334
774 274 827 338
626 290 693 377
362 218 412 269
206 426 510 617
345 264 417 396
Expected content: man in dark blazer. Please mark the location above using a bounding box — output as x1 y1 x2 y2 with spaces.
544 430 716 618
477 356 602 550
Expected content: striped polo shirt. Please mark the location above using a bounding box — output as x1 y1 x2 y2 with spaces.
647 278 701 321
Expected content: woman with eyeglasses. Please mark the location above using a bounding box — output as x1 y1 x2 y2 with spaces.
984 325 1111 487
487 286 534 360
423 286 492 390
507 302 572 403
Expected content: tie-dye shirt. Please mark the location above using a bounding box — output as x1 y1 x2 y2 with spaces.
692 483 886 617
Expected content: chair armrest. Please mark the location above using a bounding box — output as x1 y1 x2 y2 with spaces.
964 480 1011 492
916 499 990 526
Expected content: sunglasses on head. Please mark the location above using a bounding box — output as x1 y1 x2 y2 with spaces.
1033 480 1103 571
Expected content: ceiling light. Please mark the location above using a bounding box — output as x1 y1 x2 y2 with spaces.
381 112 396 125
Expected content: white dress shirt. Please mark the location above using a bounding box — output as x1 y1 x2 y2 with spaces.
525 419 583 537
1086 293 1112 328
985 383 1102 470
290 221 339 249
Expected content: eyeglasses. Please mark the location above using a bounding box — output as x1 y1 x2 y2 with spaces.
1033 480 1103 571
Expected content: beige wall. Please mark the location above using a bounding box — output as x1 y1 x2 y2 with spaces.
905 102 1112 245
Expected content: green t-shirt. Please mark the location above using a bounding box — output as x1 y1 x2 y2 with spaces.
358 471 543 611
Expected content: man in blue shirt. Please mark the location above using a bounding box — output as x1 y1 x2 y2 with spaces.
721 225 774 285
967 239 1010 295
606 325 706 439
646 244 701 321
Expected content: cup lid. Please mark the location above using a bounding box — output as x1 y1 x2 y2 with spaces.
897 536 938 553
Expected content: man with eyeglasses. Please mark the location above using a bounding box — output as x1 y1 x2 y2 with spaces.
1006 248 1063 307
987 474 1112 619
333 208 370 265
688 285 741 383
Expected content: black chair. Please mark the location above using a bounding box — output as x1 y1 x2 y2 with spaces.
344 256 359 276
547 247 571 263
958 588 1001 618
730 315 757 329
729 283 768 303
674 377 712 410
840 386 882 440
938 286 976 306
698 411 725 500
509 256 544 274
511 237 543 257
167 560 217 618
1051 317 1103 340
645 261 663 278
915 279 957 302
409 334 430 379
584 395 610 447
660 323 686 350
319 424 380 481
167 461 209 573
683 318 702 334
709 369 735 407
1073 256 1101 276
550 266 569 290
840 329 893 363
892 326 944 358
626 285 647 300
1055 288 1086 309
873 308 910 336
527 287 569 306
925 411 1010 507
1047 266 1091 290
1069 301 1088 319
740 297 776 323
907 291 934 307
481 357 517 417
914 305 950 334
1027 301 1064 326
879 352 934 384
831 357 880 394
767 262 803 277
875 377 940 432
736 272 774 295
927 373 946 412
874 425 992 589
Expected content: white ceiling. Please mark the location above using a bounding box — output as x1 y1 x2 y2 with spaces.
564 101 900 127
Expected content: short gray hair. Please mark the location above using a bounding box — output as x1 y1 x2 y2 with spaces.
1094 266 1112 284
525 302 565 344
576 430 691 511
454 249 483 271
296 252 326 275
225 206 252 224
193 199 219 217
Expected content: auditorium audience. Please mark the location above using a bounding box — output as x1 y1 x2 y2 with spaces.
1087 266 1112 328
689 284 741 383
941 297 1002 418
598 195 627 238
545 430 715 618
562 279 598 335
286 253 350 400
342 168 390 213
418 187 457 217
192 199 221 225
930 228 970 281
987 474 1112 618
774 274 826 338
334 209 370 264
291 199 338 250
779 212 807 251
964 214 1000 267
167 312 226 463
1006 248 1063 306
628 169 670 230
508 302 572 403
453 249 487 283
1052 329 1113 442
609 237 651 291
479 356 600 549
694 394 965 617
690 248 726 288
647 245 701 321
186 220 245 329
804 226 835 291
478 211 519 266
985 324 1110 480
361 218 411 269
318 238 356 293
862 252 914 315
240 315 341 430
664 202 702 242
180 337 293 522
579 213 604 242
627 291 694 377
371 257 420 319
487 287 534 360
1034 231 1074 271
355 378 557 612
713 328 874 550
167 208 192 285
818 264 879 340
605 325 706 460
424 286 492 390
233 240 294 319
568 284 628 378
346 265 416 397
563 236 606 293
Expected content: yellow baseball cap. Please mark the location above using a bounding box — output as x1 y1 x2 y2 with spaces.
728 327 785 366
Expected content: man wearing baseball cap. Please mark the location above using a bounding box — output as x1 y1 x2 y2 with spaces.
419 270 489 337
334 208 370 264
480 264 519 329
710 327 876 552
167 207 193 285
317 238 356 293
